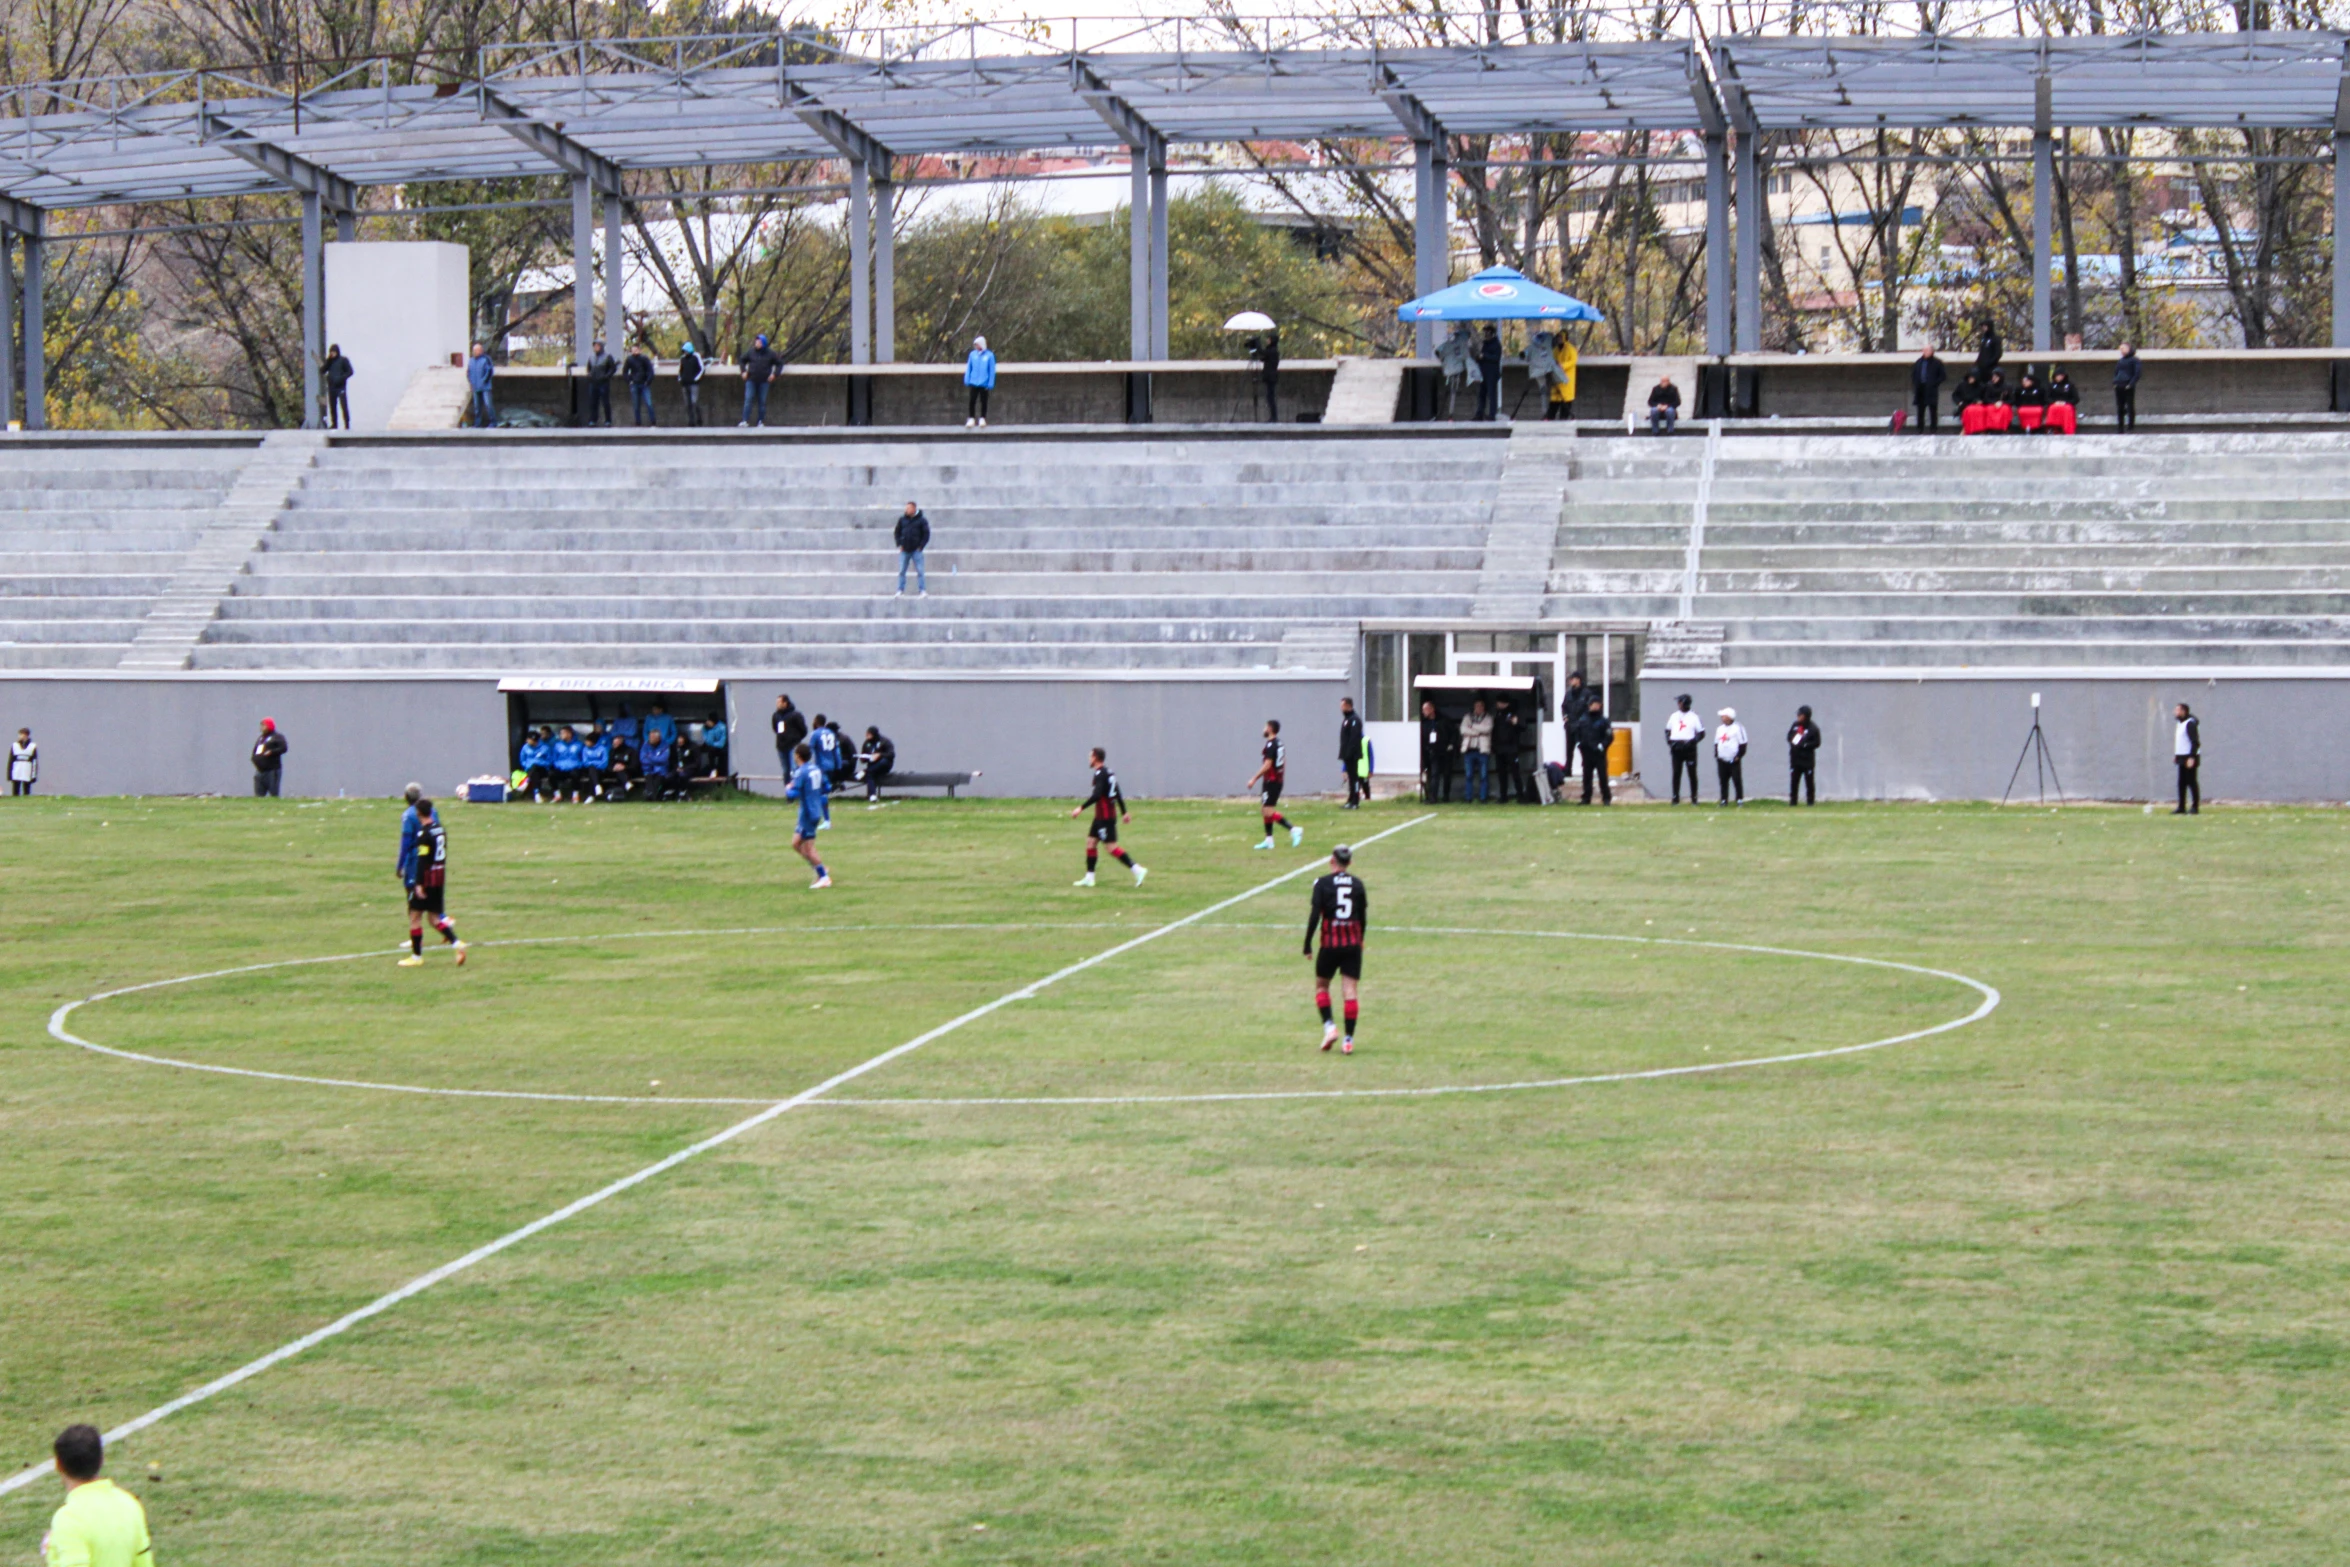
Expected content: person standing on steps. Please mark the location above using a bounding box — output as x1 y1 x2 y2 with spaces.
1474 324 1504 421
894 500 930 597
2113 343 2142 430
1787 705 1822 806
583 338 617 426
1338 695 1366 808
1575 696 1614 806
624 341 657 425
964 336 996 426
2173 702 2201 814
677 339 705 426
1663 693 1704 804
10 726 36 795
322 343 355 429
739 333 780 427
1910 344 1945 432
250 717 287 797
466 341 495 427
1713 706 1748 806
1973 320 2003 383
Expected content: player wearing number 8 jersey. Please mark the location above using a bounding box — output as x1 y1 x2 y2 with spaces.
1303 844 1367 1053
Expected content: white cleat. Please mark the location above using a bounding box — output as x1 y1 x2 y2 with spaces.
1131 863 1147 886
1321 1022 1339 1052
811 874 831 889
1254 837 1275 850
1289 824 1304 847
1074 872 1096 887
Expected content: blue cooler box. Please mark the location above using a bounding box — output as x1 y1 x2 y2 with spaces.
463 779 508 804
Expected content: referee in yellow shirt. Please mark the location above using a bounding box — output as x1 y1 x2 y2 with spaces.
41 1426 154 1567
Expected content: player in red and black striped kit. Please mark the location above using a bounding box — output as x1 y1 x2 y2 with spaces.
398 798 466 967
1070 747 1147 888
1303 844 1366 1053
1246 719 1303 850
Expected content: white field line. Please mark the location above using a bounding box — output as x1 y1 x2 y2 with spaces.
2 815 1432 1498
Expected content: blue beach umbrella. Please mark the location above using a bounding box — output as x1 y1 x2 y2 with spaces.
1396 265 1604 322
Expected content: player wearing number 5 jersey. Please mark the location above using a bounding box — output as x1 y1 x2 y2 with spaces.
1070 747 1146 888
1303 844 1367 1054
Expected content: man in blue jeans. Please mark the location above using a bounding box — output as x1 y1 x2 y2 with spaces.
739 333 780 426
466 342 495 427
894 500 930 597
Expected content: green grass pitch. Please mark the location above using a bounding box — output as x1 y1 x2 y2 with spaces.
0 791 2344 1564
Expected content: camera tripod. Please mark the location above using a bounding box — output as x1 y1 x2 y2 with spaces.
2000 706 2066 805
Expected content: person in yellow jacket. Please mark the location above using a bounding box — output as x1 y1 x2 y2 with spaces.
41 1425 154 1567
1543 332 1578 420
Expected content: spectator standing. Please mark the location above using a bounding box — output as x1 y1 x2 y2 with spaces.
1559 669 1590 724
860 725 896 805
1910 344 1945 431
739 333 780 427
1338 696 1365 808
1787 705 1822 805
2173 702 2201 814
1491 696 1524 804
677 340 706 427
1546 331 1579 420
466 342 495 427
1973 321 2003 382
250 717 287 797
1458 699 1494 802
772 694 807 779
1663 693 1704 804
322 343 355 430
583 339 617 427
1474 325 1503 421
1418 697 1452 803
624 344 656 426
1258 328 1282 422
2113 343 2142 429
894 501 930 597
40 1425 153 1567
10 726 35 795
1712 707 1748 805
1647 375 1682 434
1575 696 1613 806
964 336 997 426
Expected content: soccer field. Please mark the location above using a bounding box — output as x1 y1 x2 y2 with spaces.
1 792 2344 1564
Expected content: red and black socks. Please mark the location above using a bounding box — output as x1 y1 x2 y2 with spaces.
1316 990 1333 1024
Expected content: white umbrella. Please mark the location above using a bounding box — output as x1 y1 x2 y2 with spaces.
1222 310 1276 331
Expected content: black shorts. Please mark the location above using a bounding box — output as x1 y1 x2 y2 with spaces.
407 880 445 917
1314 944 1362 981
1261 779 1284 810
1088 816 1118 845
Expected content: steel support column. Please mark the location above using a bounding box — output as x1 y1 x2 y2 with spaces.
571 175 593 363
1704 131 1731 357
874 165 895 364
335 210 356 243
604 189 624 347
1413 139 1449 357
1129 150 1151 359
301 190 324 429
2337 135 2350 347
1148 148 1169 361
849 158 872 366
0 233 14 429
2032 128 2055 352
21 226 42 431
1735 131 1764 354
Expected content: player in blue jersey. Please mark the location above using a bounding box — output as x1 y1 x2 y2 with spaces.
785 742 832 888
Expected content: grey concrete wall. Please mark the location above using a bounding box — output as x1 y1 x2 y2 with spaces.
1736 350 2347 421
0 672 1348 801
1638 673 2350 804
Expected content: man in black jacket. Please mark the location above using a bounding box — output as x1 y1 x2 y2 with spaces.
322 343 355 429
1491 696 1526 804
1647 375 1682 434
583 339 617 426
1258 328 1282 423
1338 696 1365 808
772 694 807 781
1787 705 1822 805
860 726 896 805
894 501 930 597
623 344 656 425
1475 325 1503 421
1910 345 1945 431
1418 698 1452 802
1575 697 1613 805
251 717 288 797
2113 343 2142 430
2172 701 2200 814
740 333 781 426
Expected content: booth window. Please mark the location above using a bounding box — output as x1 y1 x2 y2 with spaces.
1607 634 1641 719
1364 634 1402 721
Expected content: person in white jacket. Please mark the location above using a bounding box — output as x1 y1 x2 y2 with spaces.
1663 694 1705 804
1712 707 1748 806
8 727 35 795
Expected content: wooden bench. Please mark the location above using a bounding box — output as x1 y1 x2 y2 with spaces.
738 769 980 798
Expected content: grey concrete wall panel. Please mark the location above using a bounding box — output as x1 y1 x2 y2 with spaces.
1638 673 2350 803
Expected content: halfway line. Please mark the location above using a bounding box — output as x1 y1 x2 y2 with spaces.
0 813 1431 1498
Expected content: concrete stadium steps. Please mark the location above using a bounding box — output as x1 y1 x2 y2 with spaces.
190 434 1504 673
1550 430 2350 669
